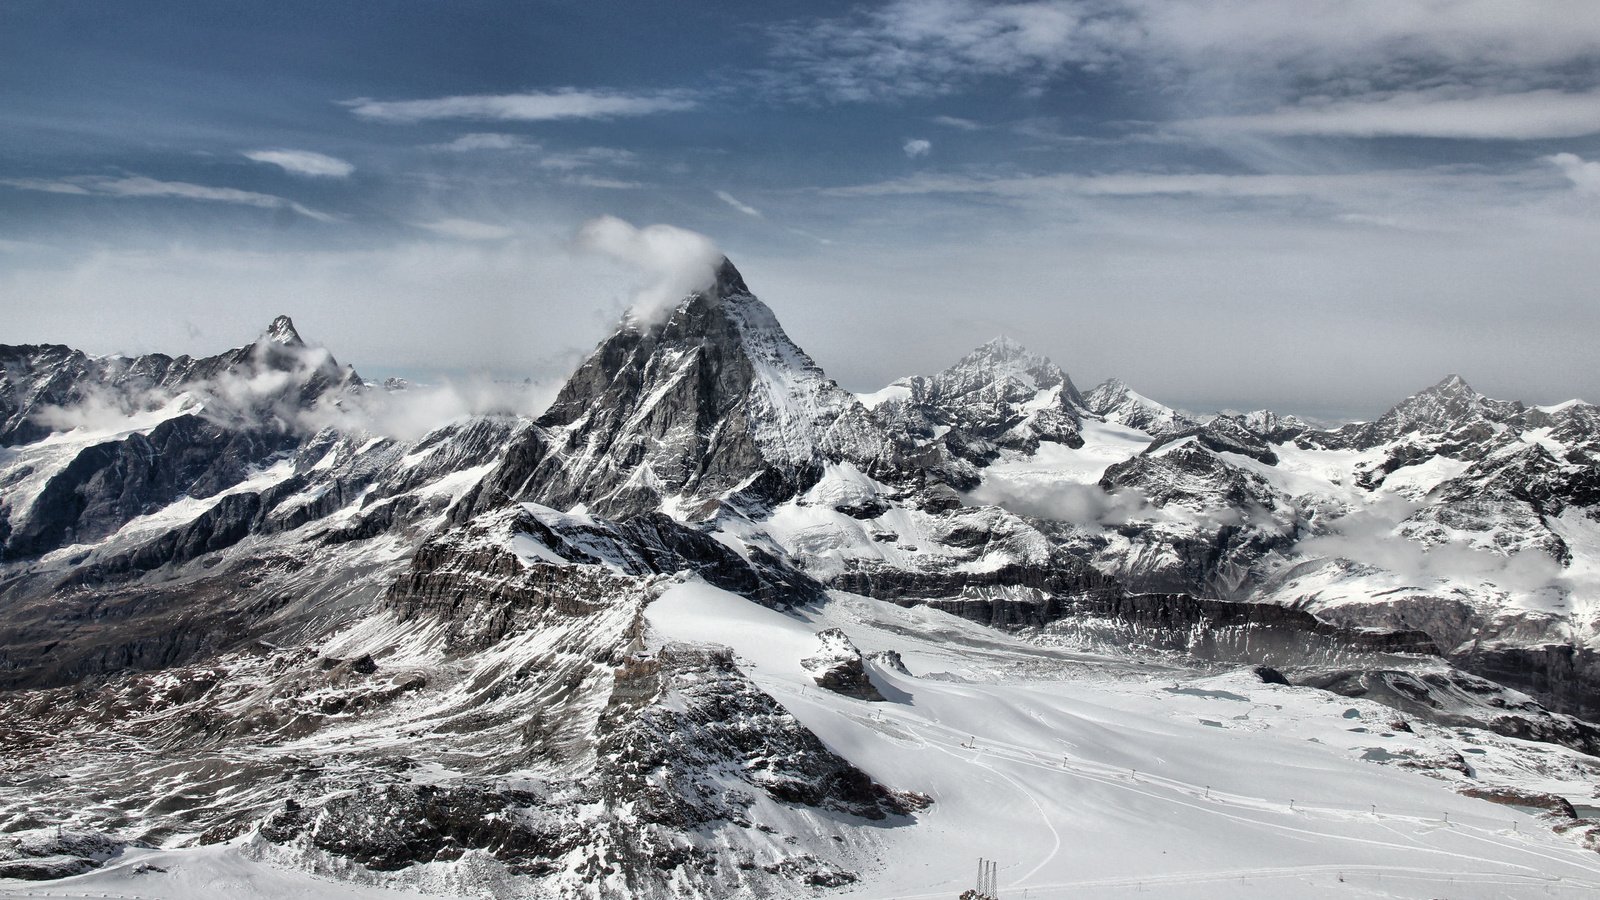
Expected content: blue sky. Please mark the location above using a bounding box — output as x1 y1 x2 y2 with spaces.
4 0 1600 418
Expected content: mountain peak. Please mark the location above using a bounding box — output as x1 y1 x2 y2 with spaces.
1084 378 1196 436
1369 372 1523 440
711 256 748 298
977 335 1025 354
532 258 888 518
1426 374 1475 396
264 315 304 347
1086 377 1133 403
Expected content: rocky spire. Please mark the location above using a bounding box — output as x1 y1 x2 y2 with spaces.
264 315 305 347
486 256 892 520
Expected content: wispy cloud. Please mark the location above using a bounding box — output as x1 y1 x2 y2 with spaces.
903 138 932 158
0 175 334 221
930 115 983 130
1182 89 1600 140
344 88 696 123
767 0 1107 101
715 189 763 218
562 174 642 190
535 147 636 171
414 218 515 240
821 169 1455 200
423 135 635 173
243 148 355 177
429 132 539 152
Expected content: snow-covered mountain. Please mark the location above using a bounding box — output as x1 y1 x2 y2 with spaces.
1083 376 1197 436
4 260 1600 898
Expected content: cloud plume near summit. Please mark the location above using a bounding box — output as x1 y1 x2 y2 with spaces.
574 216 724 324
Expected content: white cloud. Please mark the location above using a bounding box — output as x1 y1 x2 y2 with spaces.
903 138 933 158
769 1 1600 112
930 115 983 130
769 0 1108 101
714 190 763 218
1183 89 1600 140
1548 152 1600 195
345 88 696 123
562 174 642 190
535 146 636 170
1296 497 1566 594
575 216 723 322
414 218 515 240
431 132 538 152
0 174 334 221
306 376 559 442
243 149 355 178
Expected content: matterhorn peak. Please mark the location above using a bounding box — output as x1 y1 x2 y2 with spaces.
709 255 749 298
263 315 305 347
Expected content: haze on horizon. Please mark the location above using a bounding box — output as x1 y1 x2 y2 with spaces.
3 0 1600 421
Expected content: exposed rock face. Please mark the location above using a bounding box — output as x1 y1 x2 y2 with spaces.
1296 666 1600 756
801 628 885 700
1145 416 1280 465
1451 643 1600 724
1094 443 1299 596
1035 591 1437 670
384 504 820 655
0 829 127 881
0 315 368 562
598 644 919 828
2 415 297 560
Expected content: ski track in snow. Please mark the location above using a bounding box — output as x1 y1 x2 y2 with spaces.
644 579 1600 899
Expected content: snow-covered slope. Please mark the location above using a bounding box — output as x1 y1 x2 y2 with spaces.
5 261 1600 899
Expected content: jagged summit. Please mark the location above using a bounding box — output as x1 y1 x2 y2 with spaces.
264 315 305 347
1299 373 1527 453
943 336 1085 406
1372 373 1523 438
489 256 893 519
1084 377 1196 436
870 336 1090 456
709 255 749 298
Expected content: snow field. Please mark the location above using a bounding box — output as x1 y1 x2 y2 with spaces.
646 580 1600 899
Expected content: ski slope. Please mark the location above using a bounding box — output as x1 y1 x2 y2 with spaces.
645 580 1600 899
